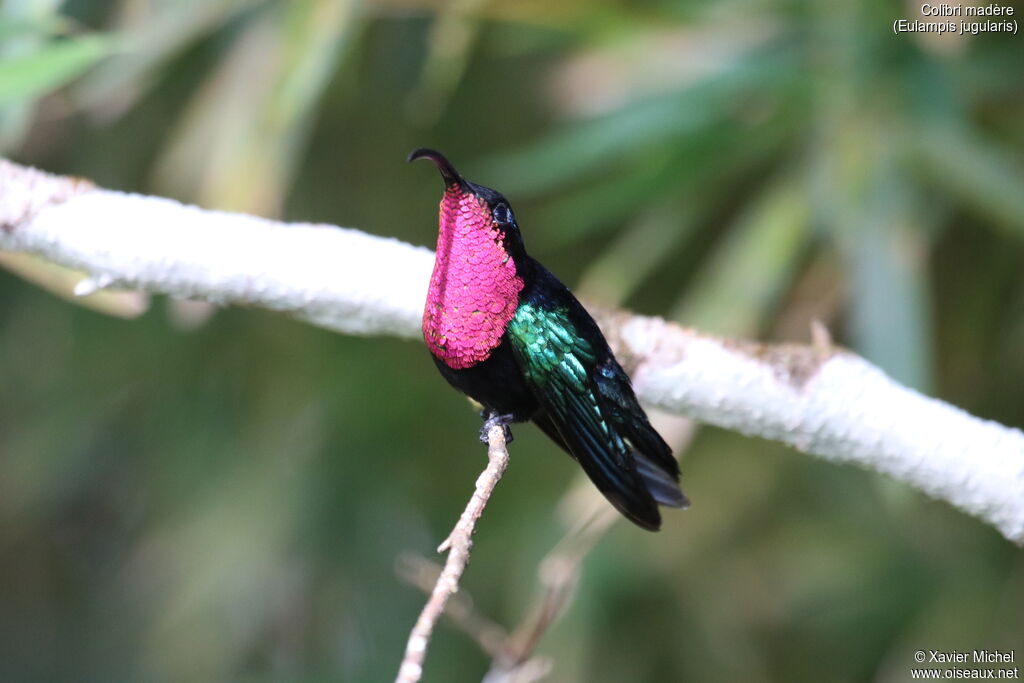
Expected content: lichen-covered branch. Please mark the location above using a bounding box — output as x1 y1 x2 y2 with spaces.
0 159 432 339
2 158 1023 544
395 425 510 683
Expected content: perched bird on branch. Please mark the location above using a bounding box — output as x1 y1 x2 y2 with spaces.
410 148 686 530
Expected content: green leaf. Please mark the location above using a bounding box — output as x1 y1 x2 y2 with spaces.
0 34 111 106
0 16 64 44
829 121 935 392
532 114 797 251
152 0 359 216
474 51 796 195
672 174 811 337
576 200 696 306
847 204 934 393
73 0 259 114
909 118 1024 241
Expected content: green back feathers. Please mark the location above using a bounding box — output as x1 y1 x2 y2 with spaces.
507 301 665 528
508 303 595 390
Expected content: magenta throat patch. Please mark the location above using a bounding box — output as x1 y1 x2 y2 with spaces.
423 187 524 369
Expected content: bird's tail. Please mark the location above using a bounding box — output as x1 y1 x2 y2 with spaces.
634 451 689 509
533 412 687 530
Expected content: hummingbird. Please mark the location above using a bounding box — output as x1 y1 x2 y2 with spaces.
410 148 686 530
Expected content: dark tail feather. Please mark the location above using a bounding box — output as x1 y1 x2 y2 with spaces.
589 358 686 513
533 413 688 511
533 412 665 531
623 418 687 508
634 452 689 508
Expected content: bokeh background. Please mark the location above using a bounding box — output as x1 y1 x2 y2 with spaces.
2 1 1023 681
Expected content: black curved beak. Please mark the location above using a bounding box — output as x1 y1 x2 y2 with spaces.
407 148 463 188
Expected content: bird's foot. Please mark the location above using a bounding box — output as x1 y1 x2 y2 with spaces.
479 411 515 444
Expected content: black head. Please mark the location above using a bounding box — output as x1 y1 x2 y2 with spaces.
408 148 528 261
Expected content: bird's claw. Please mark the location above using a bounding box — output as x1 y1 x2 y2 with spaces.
479 412 515 444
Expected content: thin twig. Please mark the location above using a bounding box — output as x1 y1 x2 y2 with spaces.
396 418 698 682
481 506 615 683
485 414 698 681
396 553 511 659
499 506 618 671
395 425 511 683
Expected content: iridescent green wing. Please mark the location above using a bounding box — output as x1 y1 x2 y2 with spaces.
507 301 662 529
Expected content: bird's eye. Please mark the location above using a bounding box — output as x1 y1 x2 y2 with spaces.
492 203 513 224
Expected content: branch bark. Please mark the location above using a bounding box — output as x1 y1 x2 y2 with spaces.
2 158 1023 544
396 553 511 661
395 424 511 683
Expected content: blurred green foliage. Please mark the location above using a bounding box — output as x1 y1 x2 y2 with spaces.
1 0 1023 681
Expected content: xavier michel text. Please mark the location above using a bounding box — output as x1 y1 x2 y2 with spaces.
894 3 1018 34
918 650 1017 665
